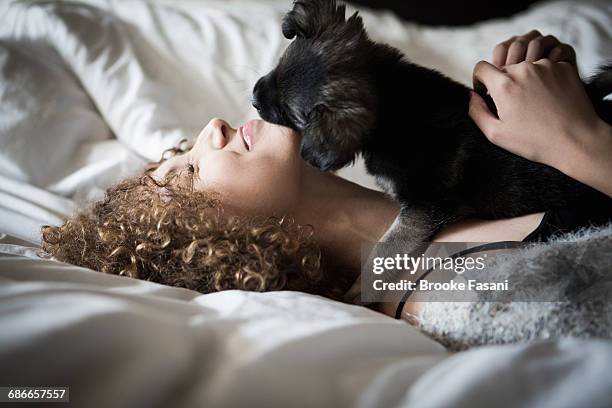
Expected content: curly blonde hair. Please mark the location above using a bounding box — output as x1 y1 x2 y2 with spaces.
41 147 343 298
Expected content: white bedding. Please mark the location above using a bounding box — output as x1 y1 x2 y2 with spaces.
1 0 612 407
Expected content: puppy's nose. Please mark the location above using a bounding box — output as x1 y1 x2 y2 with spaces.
252 77 264 112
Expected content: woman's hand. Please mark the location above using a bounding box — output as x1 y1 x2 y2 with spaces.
491 30 576 67
473 31 595 167
470 59 604 164
469 59 612 197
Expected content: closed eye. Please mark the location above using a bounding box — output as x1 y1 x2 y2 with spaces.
187 162 202 183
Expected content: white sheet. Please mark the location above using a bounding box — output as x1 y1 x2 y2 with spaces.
2 241 612 408
1 0 612 407
0 243 448 408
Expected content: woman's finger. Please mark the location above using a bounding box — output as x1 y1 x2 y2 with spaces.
468 91 500 141
504 30 543 65
505 40 529 65
548 44 577 65
493 37 515 67
532 58 553 68
520 30 543 41
472 60 508 95
493 30 544 67
525 35 561 62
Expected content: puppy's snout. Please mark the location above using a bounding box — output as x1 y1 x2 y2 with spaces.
252 77 265 112
251 74 293 128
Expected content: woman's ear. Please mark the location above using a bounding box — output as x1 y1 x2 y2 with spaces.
281 11 303 39
300 104 372 171
282 0 347 39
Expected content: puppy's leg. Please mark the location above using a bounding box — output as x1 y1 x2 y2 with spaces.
356 205 451 303
383 205 448 248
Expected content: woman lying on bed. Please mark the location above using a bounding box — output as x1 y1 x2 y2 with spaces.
42 32 612 350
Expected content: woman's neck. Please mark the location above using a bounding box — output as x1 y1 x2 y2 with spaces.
294 164 400 280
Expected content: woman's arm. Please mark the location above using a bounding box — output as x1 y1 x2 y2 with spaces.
469 33 612 197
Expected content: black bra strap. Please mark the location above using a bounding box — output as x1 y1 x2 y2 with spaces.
394 241 524 319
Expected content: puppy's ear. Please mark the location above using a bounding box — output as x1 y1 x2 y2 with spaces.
300 102 374 171
282 0 346 39
342 11 366 39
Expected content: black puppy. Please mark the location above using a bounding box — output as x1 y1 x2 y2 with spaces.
252 0 612 244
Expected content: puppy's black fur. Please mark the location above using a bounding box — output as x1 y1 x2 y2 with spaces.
253 0 612 244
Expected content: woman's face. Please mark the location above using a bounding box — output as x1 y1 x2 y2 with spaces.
152 119 304 217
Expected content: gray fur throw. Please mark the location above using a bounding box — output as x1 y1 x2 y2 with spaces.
419 223 612 351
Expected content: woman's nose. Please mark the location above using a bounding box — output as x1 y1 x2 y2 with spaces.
209 118 230 149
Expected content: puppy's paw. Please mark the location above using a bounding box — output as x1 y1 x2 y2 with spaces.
282 0 347 39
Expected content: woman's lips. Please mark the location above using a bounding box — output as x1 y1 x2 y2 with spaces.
243 121 256 151
240 125 252 151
